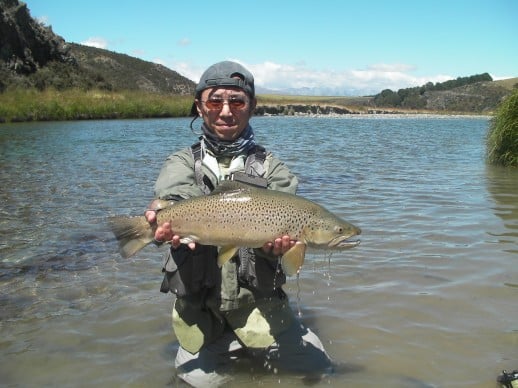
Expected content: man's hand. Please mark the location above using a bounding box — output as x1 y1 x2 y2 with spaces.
145 201 195 250
262 235 296 256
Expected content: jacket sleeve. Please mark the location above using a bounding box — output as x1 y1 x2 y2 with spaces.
265 153 299 194
154 148 204 200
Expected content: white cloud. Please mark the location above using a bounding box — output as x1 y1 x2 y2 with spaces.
366 63 416 73
168 62 205 82
242 61 453 95
177 38 191 47
81 37 108 49
161 59 456 95
132 49 146 57
491 74 516 81
153 58 166 66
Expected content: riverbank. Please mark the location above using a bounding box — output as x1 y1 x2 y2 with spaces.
0 88 493 123
0 89 193 123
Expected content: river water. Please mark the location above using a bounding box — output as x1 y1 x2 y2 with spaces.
0 116 516 387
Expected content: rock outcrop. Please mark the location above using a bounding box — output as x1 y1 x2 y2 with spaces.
0 0 73 74
0 0 195 94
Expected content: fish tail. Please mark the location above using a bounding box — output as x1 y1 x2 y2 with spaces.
108 215 155 258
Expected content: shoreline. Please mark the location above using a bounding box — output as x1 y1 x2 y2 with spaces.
0 110 492 125
0 89 494 124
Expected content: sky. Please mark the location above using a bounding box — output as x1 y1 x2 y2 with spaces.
24 0 518 96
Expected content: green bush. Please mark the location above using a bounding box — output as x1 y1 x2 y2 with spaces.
486 88 518 167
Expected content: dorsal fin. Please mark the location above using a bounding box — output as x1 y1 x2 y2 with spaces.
210 180 254 195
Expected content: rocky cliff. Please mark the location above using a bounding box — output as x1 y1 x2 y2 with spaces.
0 0 72 74
0 0 195 94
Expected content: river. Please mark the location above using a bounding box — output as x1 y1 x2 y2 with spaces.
0 115 517 387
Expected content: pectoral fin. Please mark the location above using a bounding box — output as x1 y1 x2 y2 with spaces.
218 246 239 267
281 242 306 276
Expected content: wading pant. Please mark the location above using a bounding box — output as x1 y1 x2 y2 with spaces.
174 318 332 387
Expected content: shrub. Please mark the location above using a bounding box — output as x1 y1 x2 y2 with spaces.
486 88 518 167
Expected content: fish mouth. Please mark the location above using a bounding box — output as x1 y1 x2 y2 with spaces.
328 235 361 249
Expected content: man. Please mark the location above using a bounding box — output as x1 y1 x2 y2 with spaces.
145 61 331 387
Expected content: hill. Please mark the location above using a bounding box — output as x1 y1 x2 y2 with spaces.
0 0 195 94
68 43 195 95
371 74 518 113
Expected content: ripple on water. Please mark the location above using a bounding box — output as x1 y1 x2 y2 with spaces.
0 116 516 387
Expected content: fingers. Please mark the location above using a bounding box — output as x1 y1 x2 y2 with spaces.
145 199 164 223
145 200 195 251
145 210 157 223
154 222 196 251
155 222 172 242
263 235 296 256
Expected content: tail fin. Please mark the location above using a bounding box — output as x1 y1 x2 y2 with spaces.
108 215 155 258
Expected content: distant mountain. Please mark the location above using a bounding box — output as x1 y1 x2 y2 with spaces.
0 0 195 94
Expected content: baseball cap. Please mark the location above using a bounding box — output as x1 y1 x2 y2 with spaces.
195 61 255 98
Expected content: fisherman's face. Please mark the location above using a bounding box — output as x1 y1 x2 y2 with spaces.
195 86 256 141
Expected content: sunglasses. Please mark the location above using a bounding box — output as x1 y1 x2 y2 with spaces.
202 96 248 111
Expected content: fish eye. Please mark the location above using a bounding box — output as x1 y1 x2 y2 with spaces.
334 226 343 233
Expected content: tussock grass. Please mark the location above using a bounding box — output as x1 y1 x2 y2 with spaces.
486 88 518 167
0 88 193 123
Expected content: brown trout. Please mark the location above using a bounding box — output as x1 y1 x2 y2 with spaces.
108 181 361 275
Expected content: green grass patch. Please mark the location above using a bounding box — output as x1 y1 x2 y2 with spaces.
486 88 518 167
0 88 193 123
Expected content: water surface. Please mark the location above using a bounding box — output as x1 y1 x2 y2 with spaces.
1 116 517 387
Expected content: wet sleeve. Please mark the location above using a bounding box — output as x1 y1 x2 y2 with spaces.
265 154 299 194
154 148 204 200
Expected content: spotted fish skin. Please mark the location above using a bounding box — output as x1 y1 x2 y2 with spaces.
108 181 361 275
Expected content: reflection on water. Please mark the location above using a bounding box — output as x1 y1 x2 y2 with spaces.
486 165 518 255
0 116 517 387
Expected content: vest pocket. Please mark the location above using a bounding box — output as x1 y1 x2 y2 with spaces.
160 245 220 296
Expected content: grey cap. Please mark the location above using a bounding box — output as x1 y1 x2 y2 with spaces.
195 61 255 98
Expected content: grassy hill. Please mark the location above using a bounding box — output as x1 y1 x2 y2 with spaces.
371 74 518 113
68 43 195 95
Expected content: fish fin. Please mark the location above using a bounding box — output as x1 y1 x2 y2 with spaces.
218 246 239 267
153 199 173 211
108 215 155 258
179 236 196 245
211 180 252 195
281 242 306 276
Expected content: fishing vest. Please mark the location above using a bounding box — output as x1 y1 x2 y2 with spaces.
160 142 286 298
161 142 292 353
191 141 268 193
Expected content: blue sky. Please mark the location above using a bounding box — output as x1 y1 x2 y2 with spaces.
25 0 518 96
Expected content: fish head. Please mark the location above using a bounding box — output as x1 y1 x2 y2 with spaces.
304 213 361 249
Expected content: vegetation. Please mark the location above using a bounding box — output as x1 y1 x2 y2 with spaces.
372 73 514 112
0 88 193 122
257 94 370 107
486 88 518 167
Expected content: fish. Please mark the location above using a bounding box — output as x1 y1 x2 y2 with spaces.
108 181 361 275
